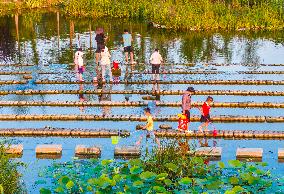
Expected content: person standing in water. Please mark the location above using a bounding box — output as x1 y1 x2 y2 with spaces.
100 46 113 83
198 96 214 132
95 28 108 65
136 108 160 147
74 48 84 82
122 29 135 64
150 49 163 81
181 87 195 131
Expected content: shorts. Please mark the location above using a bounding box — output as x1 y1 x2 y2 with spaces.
184 110 190 121
96 44 105 53
152 64 160 74
124 46 133 53
78 67 84 74
200 115 210 123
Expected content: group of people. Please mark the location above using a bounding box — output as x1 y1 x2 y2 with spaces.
74 27 213 147
74 28 164 83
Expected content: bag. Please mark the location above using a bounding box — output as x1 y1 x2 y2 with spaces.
177 113 188 131
113 61 119 69
112 68 121 77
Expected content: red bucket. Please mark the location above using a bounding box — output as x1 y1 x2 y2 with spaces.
113 61 119 69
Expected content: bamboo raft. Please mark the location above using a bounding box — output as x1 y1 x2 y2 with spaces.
0 127 130 137
0 79 284 85
0 114 282 122
0 89 283 96
0 101 283 108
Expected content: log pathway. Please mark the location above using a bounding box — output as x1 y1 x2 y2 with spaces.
0 89 283 96
0 114 282 122
1 79 284 85
0 101 282 108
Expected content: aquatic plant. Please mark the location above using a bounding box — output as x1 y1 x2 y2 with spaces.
38 140 284 193
0 142 26 194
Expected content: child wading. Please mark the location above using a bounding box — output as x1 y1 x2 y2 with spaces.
100 46 113 83
136 108 160 147
74 48 84 82
198 96 214 132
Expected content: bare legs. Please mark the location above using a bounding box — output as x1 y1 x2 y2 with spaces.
198 122 209 132
125 52 134 64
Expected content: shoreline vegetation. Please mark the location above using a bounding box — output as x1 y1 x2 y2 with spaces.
0 0 284 31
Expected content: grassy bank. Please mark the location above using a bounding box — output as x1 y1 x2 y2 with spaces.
0 0 284 31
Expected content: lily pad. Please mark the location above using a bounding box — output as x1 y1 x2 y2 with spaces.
140 171 157 181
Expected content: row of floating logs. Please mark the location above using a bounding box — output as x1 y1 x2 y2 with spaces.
151 129 284 139
0 89 282 96
0 101 283 108
0 71 31 75
0 114 282 122
130 70 284 75
0 63 34 67
0 79 284 85
0 127 130 137
5 144 284 161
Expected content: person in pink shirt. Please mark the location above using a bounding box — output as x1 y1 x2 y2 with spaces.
150 49 163 81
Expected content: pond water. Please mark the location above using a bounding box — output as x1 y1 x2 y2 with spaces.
0 11 284 192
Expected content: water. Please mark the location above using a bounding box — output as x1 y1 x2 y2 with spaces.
0 11 284 193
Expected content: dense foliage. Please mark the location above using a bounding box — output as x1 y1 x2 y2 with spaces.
0 143 25 194
38 140 284 193
0 0 284 30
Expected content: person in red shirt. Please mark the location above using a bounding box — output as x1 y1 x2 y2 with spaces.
198 96 214 132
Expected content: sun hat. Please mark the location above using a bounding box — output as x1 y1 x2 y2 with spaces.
186 87 195 92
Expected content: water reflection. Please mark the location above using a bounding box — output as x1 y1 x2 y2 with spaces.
1 12 284 67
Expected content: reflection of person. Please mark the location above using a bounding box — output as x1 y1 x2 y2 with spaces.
74 48 84 82
98 84 112 116
79 84 85 113
101 46 113 82
122 29 135 64
182 87 195 129
150 49 163 81
95 28 107 65
198 96 214 132
136 108 160 147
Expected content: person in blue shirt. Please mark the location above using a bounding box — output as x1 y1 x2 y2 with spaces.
122 29 135 64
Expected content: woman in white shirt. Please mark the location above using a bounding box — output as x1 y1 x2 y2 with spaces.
100 46 113 82
150 48 163 81
74 48 84 82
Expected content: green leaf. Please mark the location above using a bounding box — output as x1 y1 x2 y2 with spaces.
232 186 244 192
129 159 142 166
156 173 168 181
130 166 143 174
218 161 225 169
87 185 93 191
229 177 239 185
165 163 178 172
0 185 3 194
133 180 144 188
55 186 64 193
164 179 172 186
228 160 242 168
66 180 74 189
179 177 192 186
58 176 70 185
206 180 222 190
153 186 166 192
140 171 157 181
39 188 51 194
101 159 113 166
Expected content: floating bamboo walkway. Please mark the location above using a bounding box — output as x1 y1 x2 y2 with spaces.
0 79 284 85
0 71 31 75
152 129 284 139
0 63 34 67
0 127 129 137
0 101 283 108
130 70 284 75
0 114 282 122
0 89 282 96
